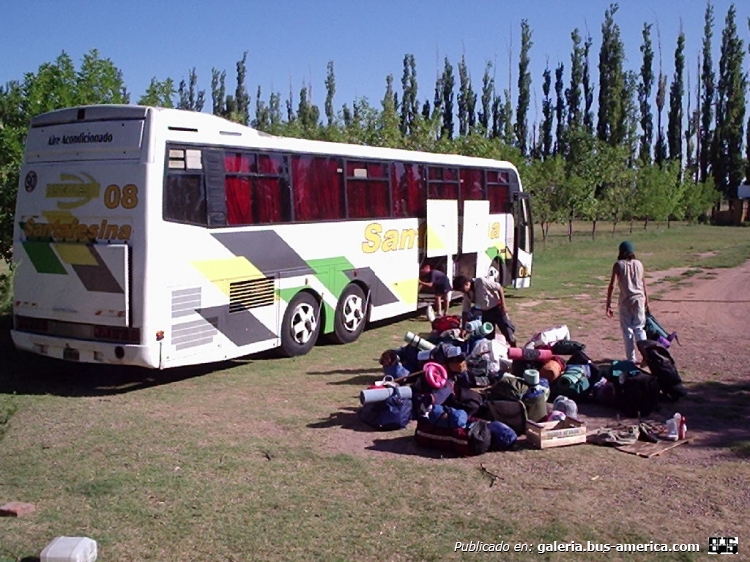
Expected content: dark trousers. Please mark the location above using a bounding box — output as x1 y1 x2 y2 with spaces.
481 305 516 346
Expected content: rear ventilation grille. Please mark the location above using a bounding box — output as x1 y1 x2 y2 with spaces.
229 277 275 313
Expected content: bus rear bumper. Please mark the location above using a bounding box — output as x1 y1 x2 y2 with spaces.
11 330 159 369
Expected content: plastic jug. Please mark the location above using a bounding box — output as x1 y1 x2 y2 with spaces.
41 537 97 562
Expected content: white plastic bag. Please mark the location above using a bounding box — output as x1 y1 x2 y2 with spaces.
525 324 570 349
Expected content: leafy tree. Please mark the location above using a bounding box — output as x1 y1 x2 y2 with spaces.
712 4 746 201
699 2 715 183
623 70 640 166
76 49 129 105
138 77 175 107
597 3 627 146
457 55 473 137
379 74 401 147
523 155 565 241
515 20 532 154
638 23 654 165
178 68 205 112
667 32 685 165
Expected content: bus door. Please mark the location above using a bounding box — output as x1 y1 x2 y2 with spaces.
425 199 458 260
511 192 533 288
457 199 489 280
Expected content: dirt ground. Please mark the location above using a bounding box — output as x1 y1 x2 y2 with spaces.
326 260 750 463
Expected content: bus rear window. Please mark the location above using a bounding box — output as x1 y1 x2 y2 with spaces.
164 174 207 225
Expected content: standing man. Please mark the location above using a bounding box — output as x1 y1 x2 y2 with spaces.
452 275 517 347
606 240 648 363
419 264 452 318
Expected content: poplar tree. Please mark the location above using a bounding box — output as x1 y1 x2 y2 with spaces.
234 52 250 125
440 58 455 140
668 32 685 164
713 4 746 200
325 61 336 127
178 68 205 112
700 3 715 183
567 29 584 128
541 64 553 158
582 34 595 134
400 54 418 137
597 3 627 146
210 68 226 116
554 62 566 155
458 55 471 136
479 62 494 135
638 23 654 165
515 20 532 154
655 72 668 166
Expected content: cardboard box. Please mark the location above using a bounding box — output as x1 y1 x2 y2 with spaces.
526 417 587 449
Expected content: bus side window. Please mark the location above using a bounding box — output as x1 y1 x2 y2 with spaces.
391 162 424 218
345 160 390 219
487 170 511 213
164 173 207 226
224 152 291 225
427 166 459 200
460 168 485 212
291 155 344 222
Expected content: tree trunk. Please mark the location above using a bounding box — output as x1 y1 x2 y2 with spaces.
591 219 597 240
567 218 573 242
612 220 618 236
629 218 634 234
643 217 649 230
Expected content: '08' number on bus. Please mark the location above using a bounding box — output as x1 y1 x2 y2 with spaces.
104 184 139 209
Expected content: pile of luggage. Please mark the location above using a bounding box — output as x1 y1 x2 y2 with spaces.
358 317 687 457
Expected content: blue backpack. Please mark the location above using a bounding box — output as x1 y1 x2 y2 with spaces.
359 387 412 430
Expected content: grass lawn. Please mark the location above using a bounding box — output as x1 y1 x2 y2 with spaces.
0 221 748 561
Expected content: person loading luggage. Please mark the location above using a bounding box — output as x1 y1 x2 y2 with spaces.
419 264 452 319
605 240 649 363
452 275 517 347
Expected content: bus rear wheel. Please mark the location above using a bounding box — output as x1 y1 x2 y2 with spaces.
279 291 321 357
330 284 367 344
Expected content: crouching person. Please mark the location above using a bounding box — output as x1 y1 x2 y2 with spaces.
452 275 517 347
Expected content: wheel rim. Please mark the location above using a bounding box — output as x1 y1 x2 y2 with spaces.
341 294 365 333
290 302 317 345
488 261 501 282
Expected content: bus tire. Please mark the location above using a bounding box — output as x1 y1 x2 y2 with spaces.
330 283 367 344
279 291 321 357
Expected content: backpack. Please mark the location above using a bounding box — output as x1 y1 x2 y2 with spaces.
414 418 488 456
637 340 687 400
431 315 462 333
617 372 660 418
479 400 528 435
550 340 586 356
359 386 412 430
553 364 591 398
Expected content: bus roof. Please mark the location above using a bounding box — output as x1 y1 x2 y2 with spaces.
31 104 521 174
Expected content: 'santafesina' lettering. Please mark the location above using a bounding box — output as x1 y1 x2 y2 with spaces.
362 222 418 253
23 217 132 242
488 222 501 239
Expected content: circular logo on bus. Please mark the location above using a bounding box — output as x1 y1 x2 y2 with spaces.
24 171 37 192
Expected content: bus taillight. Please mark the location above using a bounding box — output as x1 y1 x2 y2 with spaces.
15 315 49 333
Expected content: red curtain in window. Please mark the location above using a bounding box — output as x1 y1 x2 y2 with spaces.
488 184 510 213
253 178 287 223
460 168 484 202
292 156 343 221
225 153 252 173
347 180 390 219
225 177 251 224
391 162 424 217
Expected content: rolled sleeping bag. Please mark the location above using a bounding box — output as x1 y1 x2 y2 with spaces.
404 331 435 351
423 361 448 389
523 369 540 386
508 347 553 362
359 385 413 405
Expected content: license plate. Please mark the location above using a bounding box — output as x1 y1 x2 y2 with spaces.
63 347 80 361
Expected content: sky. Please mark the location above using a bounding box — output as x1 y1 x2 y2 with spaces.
1 0 747 124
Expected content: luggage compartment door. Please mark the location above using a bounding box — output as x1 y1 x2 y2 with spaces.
425 199 458 258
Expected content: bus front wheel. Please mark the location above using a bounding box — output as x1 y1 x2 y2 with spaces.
330 284 367 344
279 291 321 357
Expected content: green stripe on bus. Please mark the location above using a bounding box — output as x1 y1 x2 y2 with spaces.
22 241 67 274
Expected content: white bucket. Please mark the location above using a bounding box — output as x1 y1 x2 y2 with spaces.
41 536 97 562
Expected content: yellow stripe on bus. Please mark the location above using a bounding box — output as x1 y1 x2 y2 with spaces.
191 257 264 296
390 277 419 305
54 243 99 266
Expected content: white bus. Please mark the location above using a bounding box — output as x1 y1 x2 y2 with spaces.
11 105 533 368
